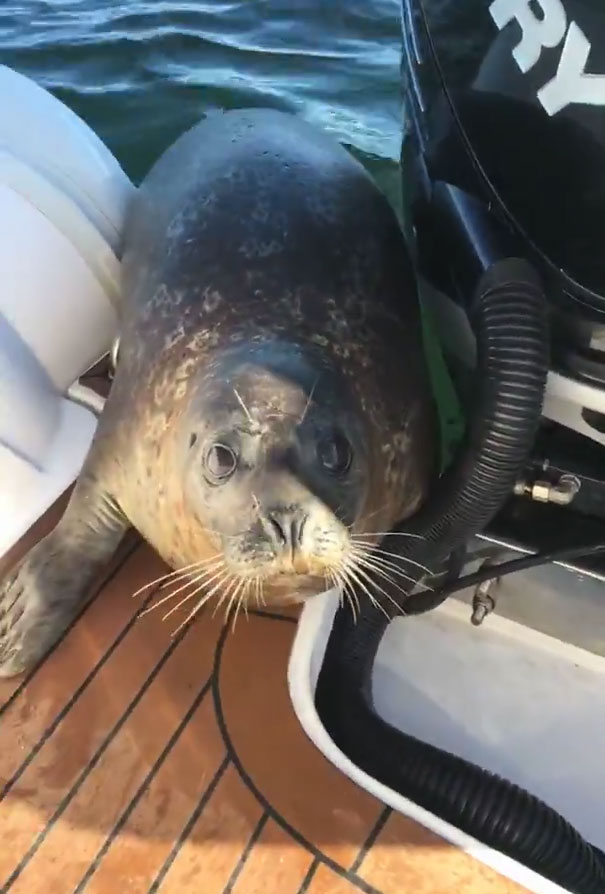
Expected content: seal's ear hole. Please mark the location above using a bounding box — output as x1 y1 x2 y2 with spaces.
189 433 198 449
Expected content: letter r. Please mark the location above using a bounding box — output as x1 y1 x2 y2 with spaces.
489 0 568 72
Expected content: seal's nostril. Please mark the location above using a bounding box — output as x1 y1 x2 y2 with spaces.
292 513 307 547
266 510 308 550
269 515 288 545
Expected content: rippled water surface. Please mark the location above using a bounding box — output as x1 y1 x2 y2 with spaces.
0 0 404 202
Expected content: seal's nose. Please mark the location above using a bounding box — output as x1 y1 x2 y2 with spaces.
265 508 307 553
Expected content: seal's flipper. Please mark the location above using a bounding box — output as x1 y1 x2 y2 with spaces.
0 477 128 677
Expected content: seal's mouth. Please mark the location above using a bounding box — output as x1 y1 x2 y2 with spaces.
253 571 329 606
267 572 326 588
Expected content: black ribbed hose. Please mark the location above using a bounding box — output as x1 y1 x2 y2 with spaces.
316 259 605 892
317 609 605 894
398 255 549 612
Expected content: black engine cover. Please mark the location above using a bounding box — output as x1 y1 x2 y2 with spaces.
402 0 605 378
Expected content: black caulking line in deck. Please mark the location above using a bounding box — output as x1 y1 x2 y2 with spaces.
1 630 188 892
147 754 231 894
72 675 215 894
296 857 320 893
0 568 162 803
221 812 269 894
248 609 298 624
0 538 141 720
350 807 393 874
212 624 383 894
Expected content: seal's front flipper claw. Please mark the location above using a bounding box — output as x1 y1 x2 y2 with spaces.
0 480 128 678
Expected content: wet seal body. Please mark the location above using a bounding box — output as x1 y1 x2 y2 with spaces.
0 109 437 677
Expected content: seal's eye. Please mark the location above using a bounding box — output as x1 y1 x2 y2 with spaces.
317 432 352 477
205 443 238 482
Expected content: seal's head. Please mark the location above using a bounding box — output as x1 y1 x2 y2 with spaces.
179 342 371 606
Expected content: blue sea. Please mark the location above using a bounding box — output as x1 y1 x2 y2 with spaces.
0 0 405 206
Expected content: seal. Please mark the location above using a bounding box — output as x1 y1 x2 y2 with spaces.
0 108 437 677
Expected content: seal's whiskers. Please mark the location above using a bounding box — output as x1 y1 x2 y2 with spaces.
351 537 432 575
335 565 387 621
328 570 359 621
225 576 248 631
369 546 433 577
338 566 366 620
241 581 253 620
349 554 409 594
229 578 255 632
351 550 417 586
170 569 236 636
344 558 410 617
233 387 254 424
161 584 212 625
210 575 240 623
340 569 361 621
139 563 226 619
131 554 221 599
299 375 319 424
257 577 267 607
350 548 433 590
341 562 393 619
162 566 228 622
158 558 225 591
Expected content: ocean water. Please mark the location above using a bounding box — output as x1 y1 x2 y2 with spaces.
0 0 404 204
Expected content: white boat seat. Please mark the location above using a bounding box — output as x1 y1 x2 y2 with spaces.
0 67 134 559
0 182 120 390
0 65 132 256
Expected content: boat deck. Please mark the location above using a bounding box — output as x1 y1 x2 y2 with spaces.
0 492 527 894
